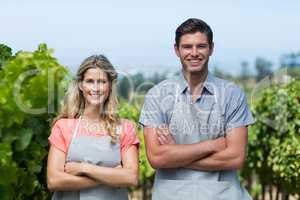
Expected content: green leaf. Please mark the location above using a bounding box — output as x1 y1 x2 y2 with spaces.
15 128 33 151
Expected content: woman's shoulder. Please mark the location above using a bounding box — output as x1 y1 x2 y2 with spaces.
120 118 137 128
49 118 79 153
119 118 138 135
119 118 140 148
52 118 78 130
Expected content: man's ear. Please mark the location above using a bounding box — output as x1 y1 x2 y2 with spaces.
174 44 180 57
209 42 214 56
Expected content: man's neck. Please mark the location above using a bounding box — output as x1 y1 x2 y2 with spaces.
182 68 208 103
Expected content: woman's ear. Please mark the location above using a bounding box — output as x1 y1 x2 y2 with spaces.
78 81 83 91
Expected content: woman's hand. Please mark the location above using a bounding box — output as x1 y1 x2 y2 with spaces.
157 124 176 145
64 162 84 176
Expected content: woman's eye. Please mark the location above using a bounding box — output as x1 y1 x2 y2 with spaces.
98 80 107 84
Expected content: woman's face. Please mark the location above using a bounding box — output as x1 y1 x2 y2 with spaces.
79 67 110 107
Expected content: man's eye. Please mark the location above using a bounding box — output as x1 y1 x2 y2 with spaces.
197 45 208 48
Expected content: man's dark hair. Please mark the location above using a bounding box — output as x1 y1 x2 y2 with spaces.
175 18 213 47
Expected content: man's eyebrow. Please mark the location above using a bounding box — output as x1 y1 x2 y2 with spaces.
181 42 209 46
181 44 193 47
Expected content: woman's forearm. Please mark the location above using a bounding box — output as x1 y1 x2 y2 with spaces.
47 171 99 192
81 163 138 187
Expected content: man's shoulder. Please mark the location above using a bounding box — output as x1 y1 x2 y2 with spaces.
211 75 244 95
210 75 231 87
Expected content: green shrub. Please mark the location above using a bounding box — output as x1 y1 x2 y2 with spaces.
243 79 300 195
0 44 68 199
118 101 155 187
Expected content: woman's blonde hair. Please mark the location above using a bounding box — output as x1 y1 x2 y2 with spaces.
53 55 119 143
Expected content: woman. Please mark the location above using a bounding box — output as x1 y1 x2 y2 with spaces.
47 55 139 200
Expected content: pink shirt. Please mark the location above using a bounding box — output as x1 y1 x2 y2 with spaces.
48 118 139 154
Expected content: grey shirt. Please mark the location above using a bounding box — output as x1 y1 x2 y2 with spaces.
139 71 255 134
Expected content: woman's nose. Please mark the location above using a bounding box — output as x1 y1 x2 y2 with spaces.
92 82 100 91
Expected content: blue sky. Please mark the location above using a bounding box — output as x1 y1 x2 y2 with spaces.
1 0 299 75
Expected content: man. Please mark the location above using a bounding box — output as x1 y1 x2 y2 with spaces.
139 18 255 200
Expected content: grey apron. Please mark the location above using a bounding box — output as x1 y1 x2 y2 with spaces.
52 117 128 200
152 86 252 200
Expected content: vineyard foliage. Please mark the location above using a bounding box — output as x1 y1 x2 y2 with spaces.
0 43 299 199
244 79 300 195
0 44 68 200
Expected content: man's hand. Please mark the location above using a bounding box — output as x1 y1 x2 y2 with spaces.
157 124 176 145
212 136 226 152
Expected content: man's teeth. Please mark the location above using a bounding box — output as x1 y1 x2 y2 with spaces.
190 60 200 63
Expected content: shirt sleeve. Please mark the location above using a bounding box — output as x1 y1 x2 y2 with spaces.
48 121 67 153
120 120 140 154
225 86 255 133
139 87 165 128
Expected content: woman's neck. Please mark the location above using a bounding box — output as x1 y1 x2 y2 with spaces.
82 104 102 122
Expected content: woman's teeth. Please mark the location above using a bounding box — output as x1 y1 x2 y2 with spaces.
91 94 100 97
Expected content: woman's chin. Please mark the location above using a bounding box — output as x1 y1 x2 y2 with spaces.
86 100 103 107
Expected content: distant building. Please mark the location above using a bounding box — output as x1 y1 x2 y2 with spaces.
280 53 300 68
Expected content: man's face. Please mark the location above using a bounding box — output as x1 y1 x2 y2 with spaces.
175 32 213 74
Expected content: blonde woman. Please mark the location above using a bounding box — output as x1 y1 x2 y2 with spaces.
47 55 139 200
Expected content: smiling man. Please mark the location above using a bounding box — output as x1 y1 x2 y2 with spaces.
139 18 255 200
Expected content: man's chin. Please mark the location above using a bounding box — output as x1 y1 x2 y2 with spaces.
187 66 203 73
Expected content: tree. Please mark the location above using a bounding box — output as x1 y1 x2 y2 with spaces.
0 43 13 69
212 66 234 81
118 75 131 100
117 72 167 100
240 61 251 80
255 57 273 81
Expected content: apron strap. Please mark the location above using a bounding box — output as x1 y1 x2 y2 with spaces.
66 116 82 161
168 83 181 124
116 125 121 136
71 116 82 142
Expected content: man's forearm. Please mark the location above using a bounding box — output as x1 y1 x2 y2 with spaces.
186 147 244 171
144 126 225 169
186 127 248 171
150 139 218 168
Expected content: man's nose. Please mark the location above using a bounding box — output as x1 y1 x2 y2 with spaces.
191 46 198 56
